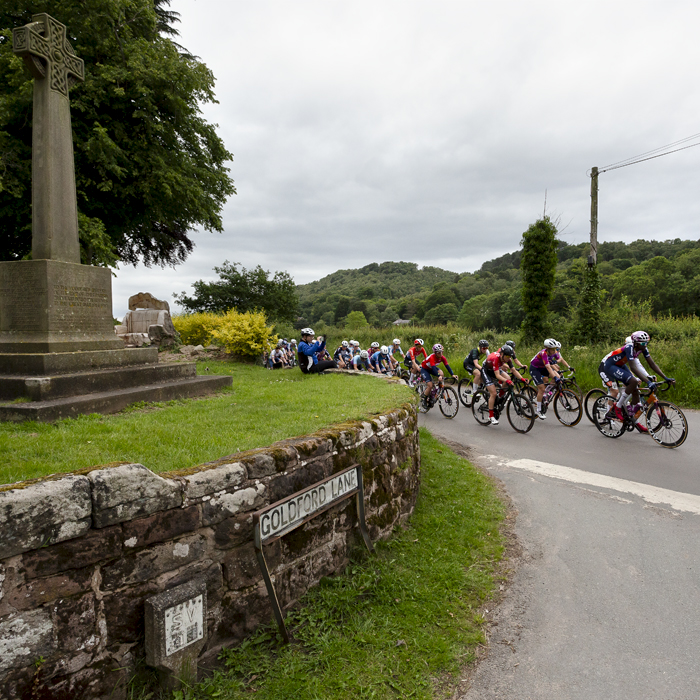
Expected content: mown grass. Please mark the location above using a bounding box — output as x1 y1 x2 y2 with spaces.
0 362 413 486
145 429 505 700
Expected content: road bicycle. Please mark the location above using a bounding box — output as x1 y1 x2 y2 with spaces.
521 378 582 426
471 382 536 433
591 379 687 448
417 378 459 418
559 369 582 399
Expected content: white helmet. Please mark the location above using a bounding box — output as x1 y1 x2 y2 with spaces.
277 339 284 346
370 342 380 348
341 340 349 347
414 338 424 346
380 345 389 355
352 340 360 346
393 338 401 345
301 327 314 336
544 338 561 349
360 350 369 359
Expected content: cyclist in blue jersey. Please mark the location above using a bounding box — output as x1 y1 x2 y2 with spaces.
602 330 673 427
298 328 337 374
351 350 372 371
370 345 392 374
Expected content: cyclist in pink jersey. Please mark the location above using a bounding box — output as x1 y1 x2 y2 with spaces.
529 338 571 419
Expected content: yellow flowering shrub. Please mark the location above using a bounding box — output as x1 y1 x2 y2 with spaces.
172 312 221 346
211 309 277 359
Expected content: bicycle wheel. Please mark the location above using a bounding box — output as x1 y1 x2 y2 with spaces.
592 396 625 438
438 386 459 418
471 388 491 426
584 388 607 423
553 389 583 426
646 401 688 448
506 394 536 433
458 377 475 407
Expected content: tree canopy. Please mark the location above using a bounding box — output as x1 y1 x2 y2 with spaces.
0 0 234 267
175 261 298 323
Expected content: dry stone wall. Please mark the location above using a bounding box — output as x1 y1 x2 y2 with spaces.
0 403 419 700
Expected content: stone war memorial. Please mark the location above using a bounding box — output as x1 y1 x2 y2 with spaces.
0 13 231 421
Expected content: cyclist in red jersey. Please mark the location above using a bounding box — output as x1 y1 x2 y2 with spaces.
405 338 428 379
420 343 457 408
481 345 524 425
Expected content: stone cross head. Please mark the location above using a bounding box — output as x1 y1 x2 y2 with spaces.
13 13 84 98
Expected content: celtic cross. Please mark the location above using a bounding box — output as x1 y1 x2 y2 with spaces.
13 14 85 263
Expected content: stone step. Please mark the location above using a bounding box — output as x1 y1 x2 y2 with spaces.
0 375 232 422
0 362 198 401
0 346 158 375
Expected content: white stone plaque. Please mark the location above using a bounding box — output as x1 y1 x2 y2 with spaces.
164 594 204 656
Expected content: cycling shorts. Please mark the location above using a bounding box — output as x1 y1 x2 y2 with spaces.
529 365 550 386
463 359 475 373
481 368 497 387
420 366 440 381
604 362 634 385
597 362 620 390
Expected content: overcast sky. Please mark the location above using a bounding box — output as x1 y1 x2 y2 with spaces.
112 0 700 318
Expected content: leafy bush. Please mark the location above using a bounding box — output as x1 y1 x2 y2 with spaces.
172 312 221 346
211 309 277 359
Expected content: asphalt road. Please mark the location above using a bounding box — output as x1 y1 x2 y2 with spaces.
420 401 700 700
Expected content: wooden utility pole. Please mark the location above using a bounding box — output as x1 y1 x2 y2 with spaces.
589 166 599 267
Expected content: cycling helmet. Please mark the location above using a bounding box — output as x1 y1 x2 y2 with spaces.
341 340 349 348
277 339 284 346
301 327 314 336
433 343 444 353
370 342 380 348
631 330 650 345
505 340 516 348
393 338 401 345
414 338 424 346
360 350 369 359
500 344 515 357
543 338 561 349
380 345 389 355
478 339 490 348
290 339 296 344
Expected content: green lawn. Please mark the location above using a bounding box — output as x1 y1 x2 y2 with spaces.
147 429 505 700
0 362 413 487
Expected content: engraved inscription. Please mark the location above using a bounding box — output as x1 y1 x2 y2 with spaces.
51 284 111 331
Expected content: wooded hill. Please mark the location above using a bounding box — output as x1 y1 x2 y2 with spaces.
296 239 700 330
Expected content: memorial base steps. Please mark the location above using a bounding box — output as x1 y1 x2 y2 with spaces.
0 362 200 401
0 374 232 422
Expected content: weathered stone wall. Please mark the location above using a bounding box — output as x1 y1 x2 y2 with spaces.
0 403 419 699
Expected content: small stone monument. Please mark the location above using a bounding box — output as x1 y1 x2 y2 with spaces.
145 579 207 690
115 292 179 348
0 14 231 420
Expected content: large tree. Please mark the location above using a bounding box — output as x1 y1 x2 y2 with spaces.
0 0 234 266
520 216 558 341
175 261 298 323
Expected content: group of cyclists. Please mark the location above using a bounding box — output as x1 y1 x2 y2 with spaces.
267 338 298 369
292 326 676 433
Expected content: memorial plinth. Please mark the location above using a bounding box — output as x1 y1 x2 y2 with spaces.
0 13 232 421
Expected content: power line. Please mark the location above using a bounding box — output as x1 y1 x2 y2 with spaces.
599 132 700 173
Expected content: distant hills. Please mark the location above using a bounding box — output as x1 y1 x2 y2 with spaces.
296 239 700 330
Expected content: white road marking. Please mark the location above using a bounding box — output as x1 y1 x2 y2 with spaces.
486 455 700 515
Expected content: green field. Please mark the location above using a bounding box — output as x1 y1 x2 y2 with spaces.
0 362 413 487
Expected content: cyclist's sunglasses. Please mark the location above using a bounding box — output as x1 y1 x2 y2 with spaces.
636 341 648 347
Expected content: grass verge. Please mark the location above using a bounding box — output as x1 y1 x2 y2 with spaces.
0 361 412 486
157 429 506 700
